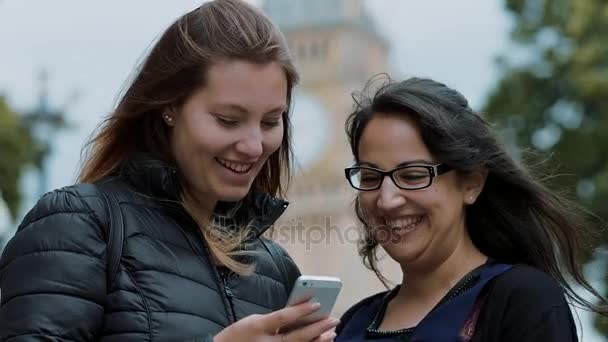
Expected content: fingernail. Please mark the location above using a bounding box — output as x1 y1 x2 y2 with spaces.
311 302 321 309
331 318 340 325
324 332 337 341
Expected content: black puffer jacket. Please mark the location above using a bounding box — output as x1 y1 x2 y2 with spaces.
0 158 300 341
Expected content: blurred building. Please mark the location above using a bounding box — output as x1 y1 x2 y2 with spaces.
263 0 402 317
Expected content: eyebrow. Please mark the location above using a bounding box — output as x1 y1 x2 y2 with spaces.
211 103 287 116
357 159 436 168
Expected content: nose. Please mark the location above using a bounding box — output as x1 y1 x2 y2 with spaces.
235 126 264 159
376 176 406 213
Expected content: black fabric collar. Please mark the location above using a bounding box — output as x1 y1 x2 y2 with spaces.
119 154 289 238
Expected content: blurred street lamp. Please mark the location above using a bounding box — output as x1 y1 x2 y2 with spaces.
22 69 74 198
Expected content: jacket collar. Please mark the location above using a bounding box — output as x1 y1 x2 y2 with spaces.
120 154 289 238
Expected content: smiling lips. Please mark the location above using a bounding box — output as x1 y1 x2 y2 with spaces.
385 215 425 234
216 158 254 174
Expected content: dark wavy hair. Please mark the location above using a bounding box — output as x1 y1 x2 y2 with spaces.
346 74 608 316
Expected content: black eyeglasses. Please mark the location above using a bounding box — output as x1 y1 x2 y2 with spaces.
344 164 453 191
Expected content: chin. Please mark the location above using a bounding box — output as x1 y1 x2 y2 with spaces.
382 245 418 265
215 186 251 202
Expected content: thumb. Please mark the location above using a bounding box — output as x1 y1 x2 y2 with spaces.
263 301 321 333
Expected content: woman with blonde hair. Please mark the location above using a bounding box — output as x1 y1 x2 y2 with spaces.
0 1 338 341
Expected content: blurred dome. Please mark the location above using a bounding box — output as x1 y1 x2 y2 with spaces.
290 90 330 170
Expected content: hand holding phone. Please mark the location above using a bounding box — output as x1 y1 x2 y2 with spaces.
280 275 342 333
213 301 338 342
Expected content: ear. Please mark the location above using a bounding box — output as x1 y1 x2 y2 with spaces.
463 167 488 205
162 106 178 127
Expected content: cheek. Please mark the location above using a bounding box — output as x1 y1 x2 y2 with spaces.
262 127 284 155
424 188 464 227
181 117 225 154
431 185 461 211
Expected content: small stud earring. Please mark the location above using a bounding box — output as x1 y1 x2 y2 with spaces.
163 114 174 124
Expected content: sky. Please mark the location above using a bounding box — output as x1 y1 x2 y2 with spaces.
0 0 514 198
0 1 605 340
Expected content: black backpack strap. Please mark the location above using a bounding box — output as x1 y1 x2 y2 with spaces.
97 187 124 290
261 238 289 293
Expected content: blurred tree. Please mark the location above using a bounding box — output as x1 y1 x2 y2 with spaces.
0 96 39 221
485 0 608 334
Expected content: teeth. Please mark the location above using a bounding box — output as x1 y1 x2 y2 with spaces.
217 158 253 173
386 215 424 230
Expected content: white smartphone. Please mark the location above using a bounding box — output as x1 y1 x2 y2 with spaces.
280 275 342 333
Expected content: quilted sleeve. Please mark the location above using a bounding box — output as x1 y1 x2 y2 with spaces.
0 186 107 341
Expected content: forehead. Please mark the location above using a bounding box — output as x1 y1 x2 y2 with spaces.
358 113 433 167
201 60 288 110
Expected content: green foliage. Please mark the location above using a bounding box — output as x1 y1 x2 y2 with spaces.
487 0 608 334
0 96 39 220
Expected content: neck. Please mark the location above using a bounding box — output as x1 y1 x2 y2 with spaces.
182 188 217 225
398 231 487 302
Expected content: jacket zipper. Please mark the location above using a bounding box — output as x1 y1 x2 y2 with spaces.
180 198 288 325
187 214 237 324
219 268 238 323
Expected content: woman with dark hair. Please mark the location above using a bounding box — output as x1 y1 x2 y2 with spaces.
0 1 338 341
335 75 608 341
